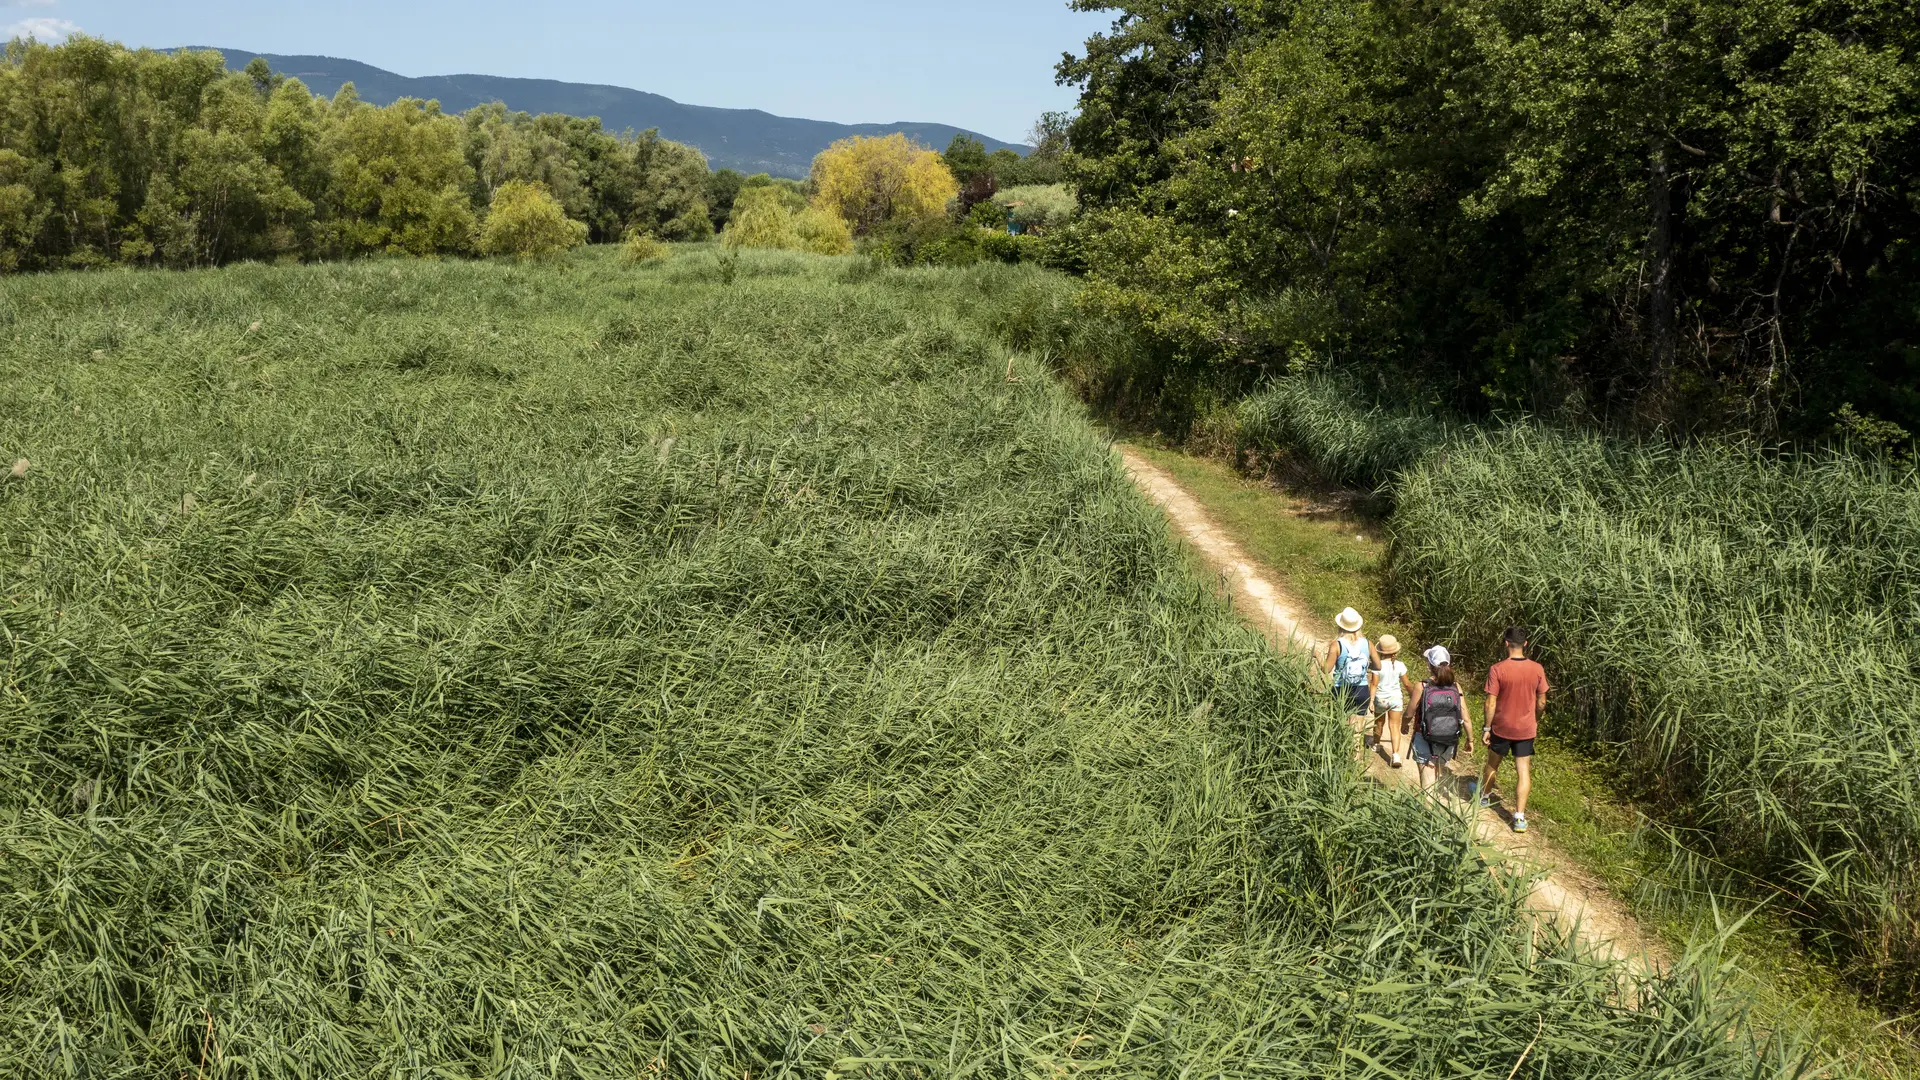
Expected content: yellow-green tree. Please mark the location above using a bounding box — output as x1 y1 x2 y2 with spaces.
720 187 796 250
809 134 957 236
791 206 853 255
721 187 852 255
478 180 587 258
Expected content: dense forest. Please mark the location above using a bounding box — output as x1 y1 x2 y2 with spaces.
1060 0 1920 438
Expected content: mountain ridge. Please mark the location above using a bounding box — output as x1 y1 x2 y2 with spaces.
182 48 1030 178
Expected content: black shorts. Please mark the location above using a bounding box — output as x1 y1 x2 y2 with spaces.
1489 736 1535 759
1333 684 1370 713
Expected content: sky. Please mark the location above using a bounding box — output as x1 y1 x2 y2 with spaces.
6 1 1113 143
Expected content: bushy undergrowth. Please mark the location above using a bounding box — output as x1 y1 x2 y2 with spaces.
0 251 1798 1076
1222 375 1920 1004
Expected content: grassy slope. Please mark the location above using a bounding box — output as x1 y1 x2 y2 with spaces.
0 248 1798 1077
1123 441 1920 1079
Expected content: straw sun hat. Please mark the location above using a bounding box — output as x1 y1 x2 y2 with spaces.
1335 607 1364 633
1377 635 1401 657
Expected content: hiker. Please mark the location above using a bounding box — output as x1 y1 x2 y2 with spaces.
1369 635 1418 768
1480 626 1550 833
1323 607 1379 734
1407 645 1476 796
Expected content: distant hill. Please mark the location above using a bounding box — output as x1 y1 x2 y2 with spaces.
185 49 1030 178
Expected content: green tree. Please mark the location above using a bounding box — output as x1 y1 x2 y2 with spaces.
627 130 714 241
323 93 478 256
705 168 745 230
943 134 996 214
463 104 585 217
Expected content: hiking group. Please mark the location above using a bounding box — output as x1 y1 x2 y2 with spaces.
1323 609 1550 834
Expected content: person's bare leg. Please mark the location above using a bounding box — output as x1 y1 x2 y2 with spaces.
1514 755 1532 816
1480 751 1503 804
1384 709 1403 762
1416 762 1436 794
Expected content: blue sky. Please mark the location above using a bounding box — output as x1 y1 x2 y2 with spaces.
6 0 1111 143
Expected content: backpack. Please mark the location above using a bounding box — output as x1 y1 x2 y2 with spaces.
1417 682 1464 743
1333 636 1370 687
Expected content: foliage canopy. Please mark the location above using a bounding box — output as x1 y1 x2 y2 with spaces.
1060 0 1920 436
809 133 958 236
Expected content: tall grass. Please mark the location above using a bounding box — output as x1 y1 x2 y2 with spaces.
1394 426 1920 1002
1226 375 1920 1003
0 250 1801 1076
1231 378 1459 489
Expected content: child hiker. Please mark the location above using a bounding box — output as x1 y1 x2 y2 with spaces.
1480 626 1550 833
1323 607 1378 734
1407 645 1476 796
1369 635 1417 768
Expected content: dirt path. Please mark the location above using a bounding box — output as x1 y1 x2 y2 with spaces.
1119 446 1669 973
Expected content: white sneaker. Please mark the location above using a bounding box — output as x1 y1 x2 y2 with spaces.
1512 813 1528 834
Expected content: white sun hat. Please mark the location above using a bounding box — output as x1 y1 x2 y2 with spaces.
1335 607 1363 633
1424 645 1452 668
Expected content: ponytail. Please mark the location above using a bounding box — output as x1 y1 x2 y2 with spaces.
1432 662 1456 687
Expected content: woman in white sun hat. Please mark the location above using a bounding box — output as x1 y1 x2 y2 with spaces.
1322 607 1379 734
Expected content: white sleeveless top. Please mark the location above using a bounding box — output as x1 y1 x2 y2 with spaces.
1373 659 1408 709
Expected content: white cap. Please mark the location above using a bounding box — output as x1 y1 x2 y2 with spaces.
1424 645 1451 668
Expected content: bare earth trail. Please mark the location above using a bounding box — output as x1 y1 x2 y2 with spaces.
1119 447 1670 973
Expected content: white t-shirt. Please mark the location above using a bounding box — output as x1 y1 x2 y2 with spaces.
1373 659 1408 710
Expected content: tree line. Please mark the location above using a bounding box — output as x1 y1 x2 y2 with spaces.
0 38 1078 275
0 39 747 270
1059 0 1920 438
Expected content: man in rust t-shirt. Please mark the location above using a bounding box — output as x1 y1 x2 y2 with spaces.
1479 626 1550 833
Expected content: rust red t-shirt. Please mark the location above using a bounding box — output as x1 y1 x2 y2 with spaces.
1484 657 1550 740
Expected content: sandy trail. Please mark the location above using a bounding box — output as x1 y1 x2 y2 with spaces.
1119 446 1668 973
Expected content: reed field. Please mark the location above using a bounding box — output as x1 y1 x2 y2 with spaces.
0 250 1804 1076
1229 377 1920 1004
1231 379 1454 490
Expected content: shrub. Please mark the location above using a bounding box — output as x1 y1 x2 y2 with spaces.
993 184 1077 233
861 217 993 268
968 199 1010 230
720 189 853 256
620 230 670 264
479 180 588 259
979 230 1042 265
